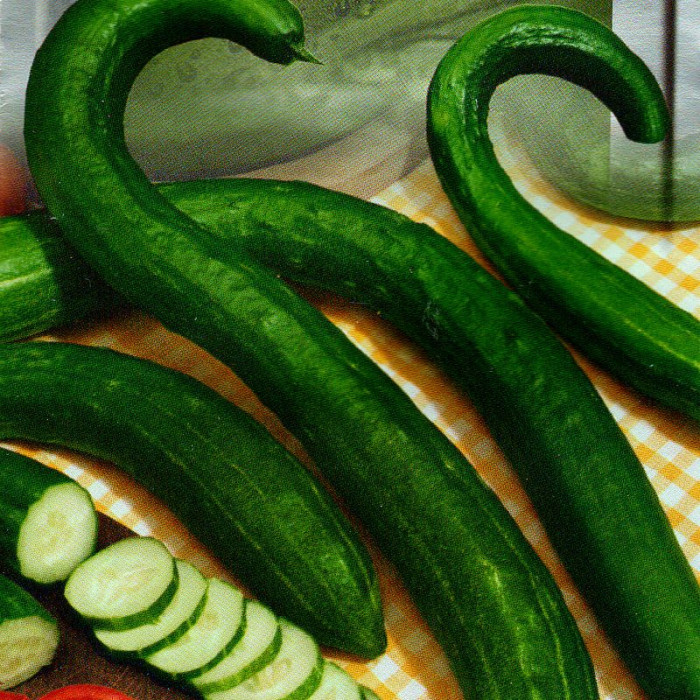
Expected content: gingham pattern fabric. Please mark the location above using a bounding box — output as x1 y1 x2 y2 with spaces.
4 142 698 699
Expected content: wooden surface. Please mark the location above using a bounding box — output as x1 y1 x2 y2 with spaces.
15 514 193 699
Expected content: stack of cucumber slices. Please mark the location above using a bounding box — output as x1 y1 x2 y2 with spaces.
65 536 382 700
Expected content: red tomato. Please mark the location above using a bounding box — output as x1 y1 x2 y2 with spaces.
0 144 27 216
0 691 30 700
38 686 136 700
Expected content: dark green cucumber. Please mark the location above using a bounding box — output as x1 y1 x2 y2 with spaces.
0 341 383 657
0 446 97 584
4 171 699 693
24 0 598 697
0 572 60 688
0 211 120 342
425 5 700 423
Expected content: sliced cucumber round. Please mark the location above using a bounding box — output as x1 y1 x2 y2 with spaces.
205 619 323 700
17 481 97 585
146 577 245 680
94 559 208 658
308 662 361 700
192 600 282 694
0 573 59 689
64 536 178 630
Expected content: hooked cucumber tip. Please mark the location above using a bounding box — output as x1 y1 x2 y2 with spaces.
292 45 323 65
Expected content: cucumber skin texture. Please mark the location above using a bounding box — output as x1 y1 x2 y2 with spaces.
0 572 56 628
0 342 383 658
24 0 598 697
0 446 96 582
425 5 699 424
5 174 700 695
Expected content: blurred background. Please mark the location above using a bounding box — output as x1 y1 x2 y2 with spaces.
1 0 697 220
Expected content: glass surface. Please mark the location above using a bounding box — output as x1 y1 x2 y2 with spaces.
1 0 698 219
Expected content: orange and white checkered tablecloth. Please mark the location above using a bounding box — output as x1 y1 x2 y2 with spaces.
4 139 698 699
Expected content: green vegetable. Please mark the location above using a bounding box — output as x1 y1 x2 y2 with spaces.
0 341 384 657
425 4 700 424
93 558 208 658
0 447 97 584
0 572 59 689
24 0 597 696
65 536 179 631
3 170 698 694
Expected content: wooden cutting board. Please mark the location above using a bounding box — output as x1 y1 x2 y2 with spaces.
14 513 193 699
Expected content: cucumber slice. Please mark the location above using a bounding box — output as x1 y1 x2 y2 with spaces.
308 662 361 700
0 447 97 585
94 559 207 657
0 573 59 689
17 482 97 585
205 620 323 700
146 577 245 680
64 537 178 630
192 600 282 694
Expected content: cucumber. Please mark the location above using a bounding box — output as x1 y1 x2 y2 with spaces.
94 558 208 658
192 600 283 695
0 341 383 658
24 0 599 697
6 173 698 695
307 663 361 700
359 689 380 700
0 446 97 584
65 537 179 631
0 573 59 689
425 4 700 423
205 619 323 700
146 577 245 680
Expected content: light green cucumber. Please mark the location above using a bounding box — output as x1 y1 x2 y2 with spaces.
0 446 97 584
65 536 178 631
94 558 208 658
0 572 59 689
192 600 283 695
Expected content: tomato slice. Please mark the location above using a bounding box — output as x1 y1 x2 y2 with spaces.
0 691 30 700
38 686 136 700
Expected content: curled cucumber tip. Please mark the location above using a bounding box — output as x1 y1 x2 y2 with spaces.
292 45 323 65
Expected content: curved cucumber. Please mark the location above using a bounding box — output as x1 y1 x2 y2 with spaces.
24 0 598 696
425 5 700 423
0 573 59 689
0 446 97 584
4 171 698 694
0 341 383 657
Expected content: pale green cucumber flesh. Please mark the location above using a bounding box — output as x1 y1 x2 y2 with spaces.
308 662 361 700
64 536 178 630
205 619 322 700
94 559 208 657
0 573 59 689
0 616 60 690
146 577 245 679
192 599 282 694
18 482 97 585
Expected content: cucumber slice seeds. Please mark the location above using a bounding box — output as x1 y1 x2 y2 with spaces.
94 559 208 657
65 536 378 699
17 481 98 585
192 600 283 694
65 537 178 630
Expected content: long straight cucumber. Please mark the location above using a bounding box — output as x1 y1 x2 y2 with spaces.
24 0 598 696
5 174 699 694
0 446 97 584
0 341 383 657
0 572 59 689
425 5 700 423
